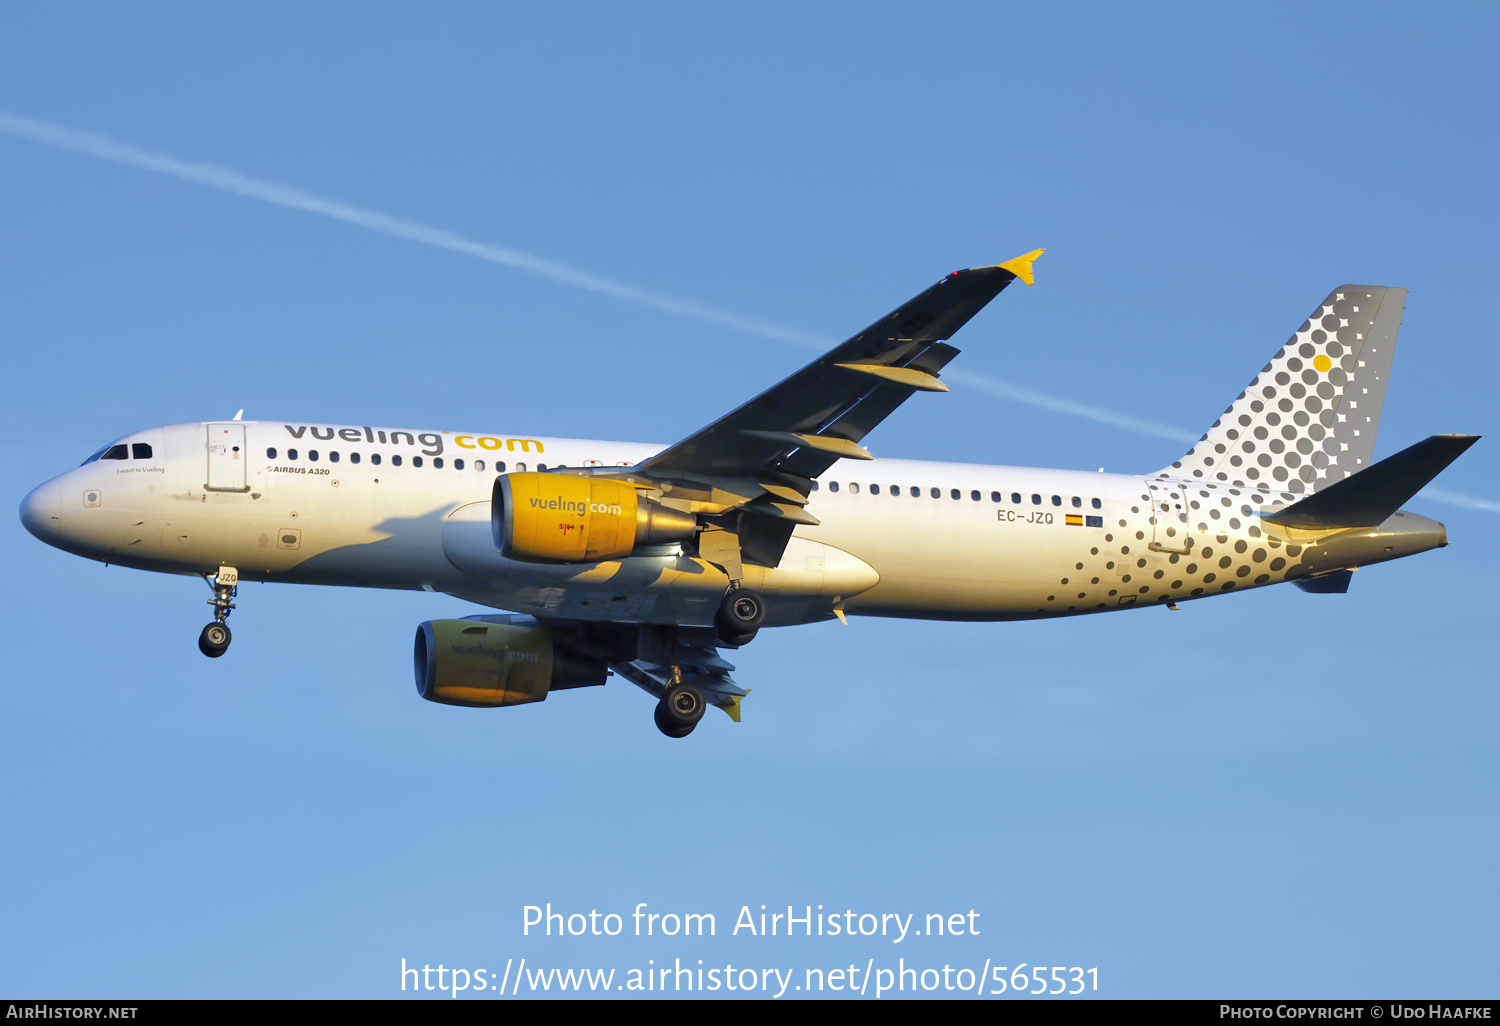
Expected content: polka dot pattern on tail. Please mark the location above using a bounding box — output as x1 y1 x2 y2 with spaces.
1159 286 1405 496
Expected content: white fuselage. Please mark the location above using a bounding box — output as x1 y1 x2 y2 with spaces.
21 420 1448 627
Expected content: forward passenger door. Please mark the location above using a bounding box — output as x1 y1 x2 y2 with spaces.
205 423 249 493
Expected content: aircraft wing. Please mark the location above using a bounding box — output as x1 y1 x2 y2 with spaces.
638 251 1043 487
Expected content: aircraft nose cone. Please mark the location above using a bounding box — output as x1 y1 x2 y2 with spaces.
19 479 61 542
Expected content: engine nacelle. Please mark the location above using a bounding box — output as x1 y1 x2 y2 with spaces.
493 472 696 563
414 619 607 708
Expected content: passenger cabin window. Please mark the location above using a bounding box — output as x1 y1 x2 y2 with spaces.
308 450 319 462
329 451 340 463
495 461 505 473
1092 498 1102 509
828 481 840 493
848 483 859 494
454 459 464 470
950 488 960 500
1071 496 1082 507
870 484 880 495
350 453 361 464
371 454 382 465
1031 494 1042 505
1051 495 1062 506
515 462 526 472
991 491 1001 502
810 480 819 491
474 460 484 471
391 455 402 466
970 490 980 501
910 486 920 497
267 448 277 459
132 443 152 459
413 457 423 468
929 487 940 499
433 458 444 469
288 449 299 461
1012 492 1022 504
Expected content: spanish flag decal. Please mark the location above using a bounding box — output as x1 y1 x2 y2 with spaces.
1066 514 1083 526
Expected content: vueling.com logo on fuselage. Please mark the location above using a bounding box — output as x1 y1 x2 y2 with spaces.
455 435 543 453
529 496 623 519
281 425 544 458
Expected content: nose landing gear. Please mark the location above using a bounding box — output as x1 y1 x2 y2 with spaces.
198 621 232 658
199 566 238 658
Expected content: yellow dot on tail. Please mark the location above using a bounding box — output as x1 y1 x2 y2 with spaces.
1313 354 1332 373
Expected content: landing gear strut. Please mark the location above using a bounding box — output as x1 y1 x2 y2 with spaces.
199 566 238 658
714 586 765 648
654 682 706 738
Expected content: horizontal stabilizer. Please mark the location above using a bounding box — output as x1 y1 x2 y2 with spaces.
1293 569 1353 594
1263 434 1480 529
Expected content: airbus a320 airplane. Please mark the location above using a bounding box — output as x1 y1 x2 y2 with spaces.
19 252 1479 737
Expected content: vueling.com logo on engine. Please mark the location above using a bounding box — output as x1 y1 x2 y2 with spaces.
529 497 623 518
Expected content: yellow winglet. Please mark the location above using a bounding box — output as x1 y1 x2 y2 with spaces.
997 248 1045 286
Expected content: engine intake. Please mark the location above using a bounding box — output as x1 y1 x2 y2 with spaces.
414 619 607 708
493 472 696 563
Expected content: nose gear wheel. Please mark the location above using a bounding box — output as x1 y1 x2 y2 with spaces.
198 622 232 658
199 567 239 658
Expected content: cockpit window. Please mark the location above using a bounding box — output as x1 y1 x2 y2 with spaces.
84 440 154 465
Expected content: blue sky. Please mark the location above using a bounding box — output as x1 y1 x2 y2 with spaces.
1 2 1495 999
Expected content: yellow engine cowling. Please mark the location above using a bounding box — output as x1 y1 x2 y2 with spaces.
493 473 696 563
414 619 606 708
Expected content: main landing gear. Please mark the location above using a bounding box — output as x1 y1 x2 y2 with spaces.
654 682 707 738
713 585 765 648
643 586 764 737
198 566 238 658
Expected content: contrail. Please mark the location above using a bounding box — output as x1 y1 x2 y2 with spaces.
1415 486 1497 513
943 369 1196 442
0 111 1490 512
0 110 1183 434
0 111 832 347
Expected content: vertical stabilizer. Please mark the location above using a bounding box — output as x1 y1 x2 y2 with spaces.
1158 286 1404 494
